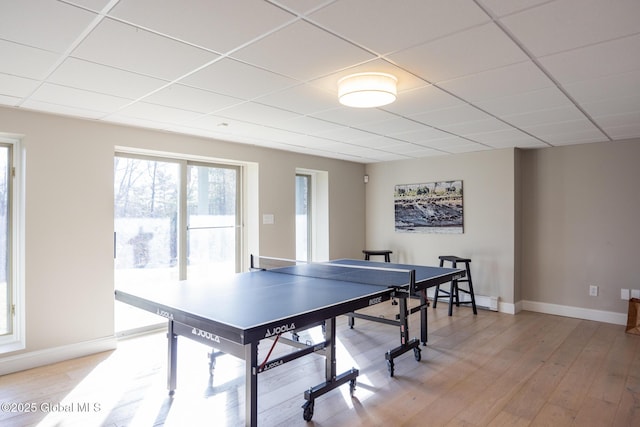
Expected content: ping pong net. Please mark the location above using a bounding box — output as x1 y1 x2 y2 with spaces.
250 255 417 291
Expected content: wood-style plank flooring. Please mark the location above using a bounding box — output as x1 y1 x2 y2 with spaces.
1 303 639 427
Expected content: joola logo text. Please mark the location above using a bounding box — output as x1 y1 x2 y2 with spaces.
262 360 284 371
191 327 220 343
156 308 174 319
264 323 295 337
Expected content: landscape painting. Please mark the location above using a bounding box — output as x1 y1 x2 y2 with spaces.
394 181 463 234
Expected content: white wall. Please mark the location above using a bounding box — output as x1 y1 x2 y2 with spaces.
0 106 365 371
365 149 517 310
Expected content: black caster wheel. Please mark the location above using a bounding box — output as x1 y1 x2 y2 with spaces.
387 359 395 377
302 400 315 421
413 347 422 362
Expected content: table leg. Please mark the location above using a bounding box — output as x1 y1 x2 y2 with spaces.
245 342 258 427
167 320 177 395
419 289 428 345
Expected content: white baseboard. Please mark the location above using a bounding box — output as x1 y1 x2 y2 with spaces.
0 336 117 376
522 300 627 325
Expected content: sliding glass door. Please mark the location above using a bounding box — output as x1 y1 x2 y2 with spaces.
114 155 241 333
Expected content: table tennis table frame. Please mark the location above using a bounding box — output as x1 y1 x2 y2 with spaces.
115 259 464 426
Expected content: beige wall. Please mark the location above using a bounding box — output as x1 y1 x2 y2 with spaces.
521 139 640 315
365 148 517 309
365 139 640 322
0 106 365 365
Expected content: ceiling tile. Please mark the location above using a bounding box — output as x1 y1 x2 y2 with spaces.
113 101 206 125
501 0 640 57
217 102 301 126
411 104 494 128
311 106 398 127
382 86 463 116
110 0 295 53
503 105 588 128
0 40 60 80
21 99 107 119
231 20 375 80
144 84 242 113
256 83 338 115
49 58 168 99
180 58 298 100
440 117 512 136
71 18 219 80
438 61 553 102
389 22 529 83
583 95 640 119
475 87 572 117
29 83 131 113
309 0 489 54
539 34 640 85
478 0 551 17
392 127 456 144
564 70 640 105
0 73 40 98
0 0 97 52
523 119 608 144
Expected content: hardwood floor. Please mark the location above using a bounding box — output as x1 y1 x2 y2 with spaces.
1 303 639 427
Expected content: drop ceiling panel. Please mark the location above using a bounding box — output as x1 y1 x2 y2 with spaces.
311 107 398 127
475 87 573 117
0 74 40 98
308 0 489 55
411 104 495 128
231 20 375 81
0 40 60 80
500 0 640 57
216 102 301 126
71 18 219 80
29 83 131 113
478 0 552 17
49 58 168 99
144 84 241 114
179 58 298 100
0 0 97 52
539 34 640 85
255 84 338 115
382 86 464 116
564 71 640 105
389 23 529 83
110 0 295 53
438 61 554 103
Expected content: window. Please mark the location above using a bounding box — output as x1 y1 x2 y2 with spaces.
295 169 329 262
0 137 23 353
296 174 311 261
114 153 241 333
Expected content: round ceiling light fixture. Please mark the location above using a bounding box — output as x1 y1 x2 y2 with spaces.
338 72 397 108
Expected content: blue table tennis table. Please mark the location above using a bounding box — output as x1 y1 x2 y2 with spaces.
114 257 464 426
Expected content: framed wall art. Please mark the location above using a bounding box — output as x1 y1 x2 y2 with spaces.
394 180 463 234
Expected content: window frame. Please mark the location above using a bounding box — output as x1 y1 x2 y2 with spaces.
0 136 24 353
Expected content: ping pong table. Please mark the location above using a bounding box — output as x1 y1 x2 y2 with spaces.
114 257 464 426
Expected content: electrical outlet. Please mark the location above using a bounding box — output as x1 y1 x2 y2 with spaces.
632 289 640 299
622 289 630 300
589 285 598 297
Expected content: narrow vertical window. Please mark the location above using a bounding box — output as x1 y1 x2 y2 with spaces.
296 174 311 261
0 144 10 337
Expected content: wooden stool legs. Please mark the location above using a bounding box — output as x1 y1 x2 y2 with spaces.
434 256 477 316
